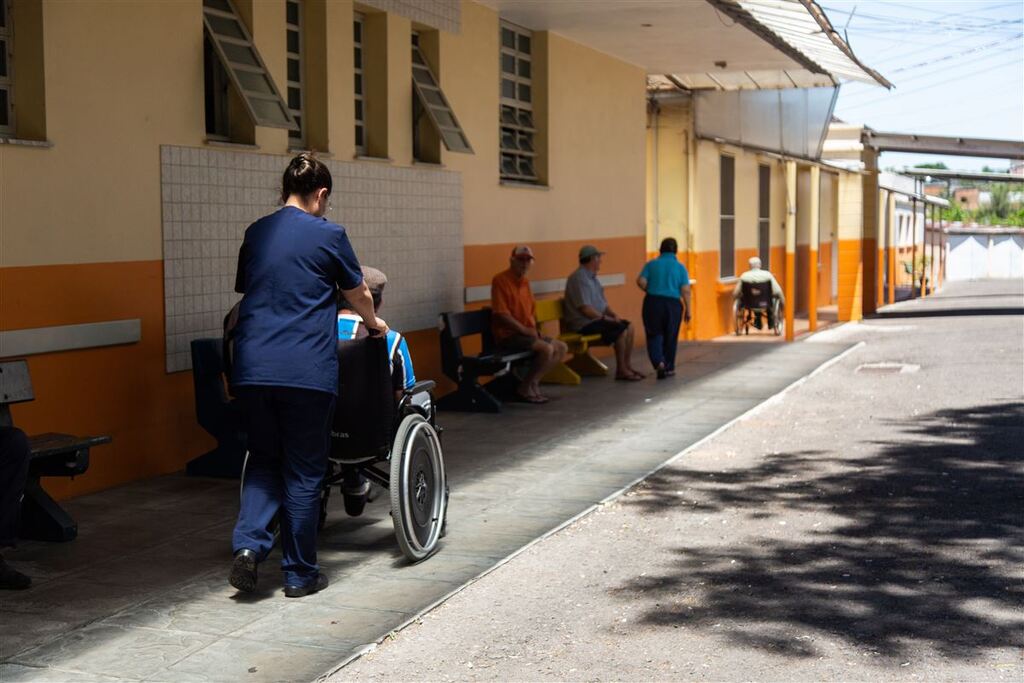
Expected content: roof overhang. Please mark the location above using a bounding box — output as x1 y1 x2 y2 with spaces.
480 0 888 91
901 169 1024 183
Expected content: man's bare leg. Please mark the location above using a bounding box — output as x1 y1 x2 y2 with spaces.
519 339 554 401
529 339 566 399
623 325 644 377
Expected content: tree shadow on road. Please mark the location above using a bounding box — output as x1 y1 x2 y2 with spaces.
613 401 1024 660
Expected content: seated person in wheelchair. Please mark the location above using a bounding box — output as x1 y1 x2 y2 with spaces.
733 256 785 329
337 266 417 403
336 266 428 498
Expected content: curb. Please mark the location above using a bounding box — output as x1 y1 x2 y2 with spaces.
318 339 866 680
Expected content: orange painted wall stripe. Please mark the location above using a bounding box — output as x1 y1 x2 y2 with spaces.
837 239 864 322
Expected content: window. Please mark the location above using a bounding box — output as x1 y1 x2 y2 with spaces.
758 164 771 268
0 0 12 135
202 0 296 132
203 35 231 139
499 21 536 182
719 155 736 278
411 32 471 155
285 0 304 145
354 13 365 155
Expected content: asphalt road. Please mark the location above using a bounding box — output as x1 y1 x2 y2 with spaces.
327 279 1024 682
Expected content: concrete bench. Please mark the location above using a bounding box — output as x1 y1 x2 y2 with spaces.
0 360 111 542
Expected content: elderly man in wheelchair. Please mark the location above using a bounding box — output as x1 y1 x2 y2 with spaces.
733 256 785 336
327 267 447 562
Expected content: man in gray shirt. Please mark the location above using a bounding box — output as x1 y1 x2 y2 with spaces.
564 245 644 381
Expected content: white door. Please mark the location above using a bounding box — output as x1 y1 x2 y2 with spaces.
946 234 988 281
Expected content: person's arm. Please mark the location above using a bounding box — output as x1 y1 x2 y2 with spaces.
334 228 388 336
770 274 786 305
681 284 693 323
492 311 538 337
636 262 650 292
339 281 388 337
733 279 742 300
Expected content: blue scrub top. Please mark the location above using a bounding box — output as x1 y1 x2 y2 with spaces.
640 253 690 299
232 206 363 395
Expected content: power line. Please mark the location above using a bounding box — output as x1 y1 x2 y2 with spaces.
839 55 1023 111
887 35 1021 74
841 47 1017 102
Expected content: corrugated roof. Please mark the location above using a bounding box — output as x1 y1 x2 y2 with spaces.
705 0 892 89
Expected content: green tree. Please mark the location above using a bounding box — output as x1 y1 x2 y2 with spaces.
914 162 949 170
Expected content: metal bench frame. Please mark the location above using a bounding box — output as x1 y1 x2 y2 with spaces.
0 360 111 542
437 308 533 413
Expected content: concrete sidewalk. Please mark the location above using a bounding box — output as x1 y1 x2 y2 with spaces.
331 279 1023 682
0 335 851 681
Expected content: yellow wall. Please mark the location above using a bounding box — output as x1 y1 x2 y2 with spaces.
0 0 649 499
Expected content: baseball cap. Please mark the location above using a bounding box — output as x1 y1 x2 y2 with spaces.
511 245 535 261
578 245 605 261
361 266 388 295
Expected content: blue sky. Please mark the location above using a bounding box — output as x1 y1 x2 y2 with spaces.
823 0 1023 172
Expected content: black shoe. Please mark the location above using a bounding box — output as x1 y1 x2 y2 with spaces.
229 549 259 593
752 315 763 330
0 557 31 590
656 364 668 380
665 369 676 377
284 572 328 598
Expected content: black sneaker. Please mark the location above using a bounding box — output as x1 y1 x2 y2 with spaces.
0 557 31 590
656 365 668 380
229 549 259 593
284 572 328 598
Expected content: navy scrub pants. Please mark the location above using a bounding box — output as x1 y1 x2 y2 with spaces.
0 427 31 548
642 295 683 372
232 386 335 588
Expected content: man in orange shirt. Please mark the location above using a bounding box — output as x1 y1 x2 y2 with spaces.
491 245 567 404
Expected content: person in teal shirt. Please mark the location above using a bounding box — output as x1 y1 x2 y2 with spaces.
637 238 692 379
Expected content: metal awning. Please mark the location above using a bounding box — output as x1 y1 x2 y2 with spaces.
481 0 888 92
702 0 892 89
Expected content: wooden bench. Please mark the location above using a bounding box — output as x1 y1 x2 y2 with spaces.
0 360 111 542
186 338 247 478
534 298 609 385
437 308 534 413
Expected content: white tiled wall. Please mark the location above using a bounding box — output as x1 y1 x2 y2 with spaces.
361 0 460 33
160 145 463 373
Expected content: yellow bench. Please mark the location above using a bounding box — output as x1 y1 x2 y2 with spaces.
534 298 610 385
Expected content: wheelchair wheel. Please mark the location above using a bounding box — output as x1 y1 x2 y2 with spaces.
733 302 744 336
390 413 447 563
343 492 367 517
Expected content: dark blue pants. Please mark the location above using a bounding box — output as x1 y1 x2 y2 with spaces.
233 386 335 587
642 295 683 371
0 427 31 548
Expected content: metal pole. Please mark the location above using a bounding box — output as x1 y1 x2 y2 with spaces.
911 197 918 298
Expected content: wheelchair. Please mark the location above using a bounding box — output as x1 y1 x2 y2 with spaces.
238 335 448 564
734 281 783 336
325 334 448 562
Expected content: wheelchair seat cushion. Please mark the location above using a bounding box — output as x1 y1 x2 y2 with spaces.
331 335 396 460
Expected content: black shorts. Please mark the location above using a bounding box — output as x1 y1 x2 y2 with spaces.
578 318 630 345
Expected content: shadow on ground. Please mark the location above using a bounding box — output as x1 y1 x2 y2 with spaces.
614 400 1024 660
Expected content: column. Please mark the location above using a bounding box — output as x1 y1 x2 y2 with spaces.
808 165 820 331
887 191 896 305
785 160 796 341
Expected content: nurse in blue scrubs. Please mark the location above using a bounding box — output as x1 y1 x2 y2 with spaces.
228 154 386 598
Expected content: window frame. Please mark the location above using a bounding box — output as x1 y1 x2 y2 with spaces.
411 32 472 154
0 0 14 136
285 0 305 146
758 163 771 269
719 154 736 279
353 12 366 155
201 0 297 132
499 20 537 183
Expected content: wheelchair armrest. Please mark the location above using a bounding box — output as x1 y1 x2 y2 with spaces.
405 380 436 396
